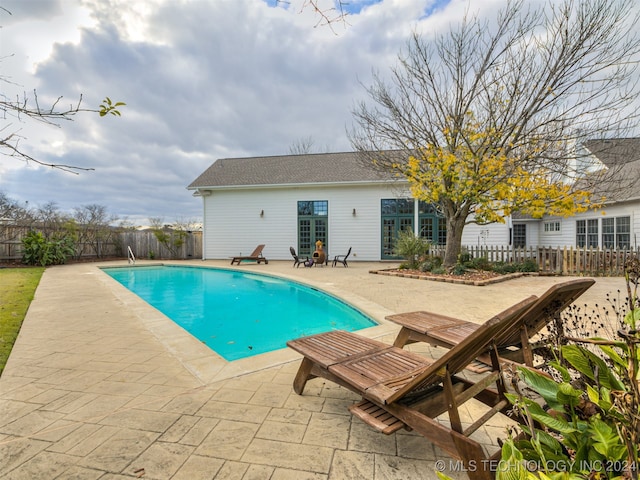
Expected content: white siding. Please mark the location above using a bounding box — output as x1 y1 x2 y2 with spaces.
461 222 510 247
535 203 639 248
202 183 411 261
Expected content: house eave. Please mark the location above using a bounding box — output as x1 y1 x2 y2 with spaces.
187 179 405 192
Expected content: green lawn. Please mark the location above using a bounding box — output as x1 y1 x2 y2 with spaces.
0 267 44 376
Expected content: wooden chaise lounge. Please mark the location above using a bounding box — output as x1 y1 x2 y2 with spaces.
287 295 539 480
386 278 594 367
230 244 268 265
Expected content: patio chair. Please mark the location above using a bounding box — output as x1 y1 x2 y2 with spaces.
287 295 538 480
230 244 268 265
289 247 308 268
387 278 595 367
332 247 352 267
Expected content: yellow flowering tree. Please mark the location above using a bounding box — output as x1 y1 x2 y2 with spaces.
350 0 640 267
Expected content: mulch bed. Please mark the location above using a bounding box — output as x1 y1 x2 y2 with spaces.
369 268 536 286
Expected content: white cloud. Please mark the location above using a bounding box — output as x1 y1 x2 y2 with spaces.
1 0 638 225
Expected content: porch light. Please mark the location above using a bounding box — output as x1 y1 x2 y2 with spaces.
352 208 357 216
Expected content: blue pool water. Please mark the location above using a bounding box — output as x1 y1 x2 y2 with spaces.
102 265 376 361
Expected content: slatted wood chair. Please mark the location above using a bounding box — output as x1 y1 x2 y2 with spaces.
287 295 538 480
387 278 595 367
230 244 268 265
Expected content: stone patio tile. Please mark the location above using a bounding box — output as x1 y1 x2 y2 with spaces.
2 450 80 480
211 388 255 404
120 393 173 411
0 376 34 396
125 441 194 480
266 407 312 425
374 453 445 480
77 428 159 472
243 464 276 479
103 370 149 383
195 420 260 460
214 460 250 479
241 438 334 473
61 394 132 423
0 408 65 437
271 468 327 480
83 380 152 397
158 415 200 443
160 388 216 415
56 465 106 479
321 396 357 415
0 399 42 428
26 387 74 406
53 371 113 391
39 391 99 414
171 454 225 480
196 400 271 423
255 420 306 443
76 361 125 374
178 417 220 446
0 436 50 473
302 412 351 449
282 393 325 413
348 421 397 455
328 450 374 480
248 383 290 408
396 431 437 460
27 419 83 442
46 423 107 454
0 382 50 402
98 408 181 433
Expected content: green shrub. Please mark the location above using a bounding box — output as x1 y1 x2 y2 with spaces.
500 256 640 479
465 256 492 271
21 231 75 266
419 255 443 272
393 230 430 270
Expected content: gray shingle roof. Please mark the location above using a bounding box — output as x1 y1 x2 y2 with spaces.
187 151 400 189
583 138 640 202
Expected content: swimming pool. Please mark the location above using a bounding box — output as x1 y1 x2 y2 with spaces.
102 265 377 361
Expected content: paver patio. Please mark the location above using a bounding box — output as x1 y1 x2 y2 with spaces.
0 260 623 479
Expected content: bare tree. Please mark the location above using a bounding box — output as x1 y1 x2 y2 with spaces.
289 136 316 155
349 0 640 267
72 204 119 258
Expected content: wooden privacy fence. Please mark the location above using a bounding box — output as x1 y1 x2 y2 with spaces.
120 231 202 260
429 245 640 276
0 226 202 261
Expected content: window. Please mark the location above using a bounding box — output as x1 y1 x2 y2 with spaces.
544 221 561 233
418 201 446 245
512 224 526 248
576 219 601 248
381 199 415 258
602 218 615 248
297 201 328 256
616 216 631 249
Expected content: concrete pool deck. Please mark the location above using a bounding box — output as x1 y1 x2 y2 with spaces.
0 260 626 479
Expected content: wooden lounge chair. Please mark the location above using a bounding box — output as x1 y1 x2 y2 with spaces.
289 246 307 268
387 278 595 367
230 244 268 265
287 295 538 480
332 247 352 267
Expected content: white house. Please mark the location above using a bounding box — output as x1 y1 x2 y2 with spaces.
187 140 640 261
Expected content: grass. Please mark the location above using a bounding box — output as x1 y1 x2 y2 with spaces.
0 267 45 376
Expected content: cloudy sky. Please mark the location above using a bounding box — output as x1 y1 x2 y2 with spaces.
1 0 636 225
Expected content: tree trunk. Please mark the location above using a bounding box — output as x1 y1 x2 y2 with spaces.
443 214 466 268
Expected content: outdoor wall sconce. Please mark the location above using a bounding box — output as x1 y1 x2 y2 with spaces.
260 210 264 217
352 208 357 216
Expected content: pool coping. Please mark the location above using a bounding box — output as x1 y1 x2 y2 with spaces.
96 261 400 385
